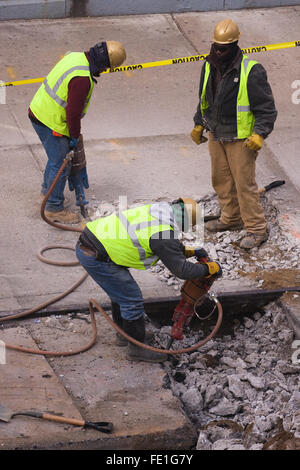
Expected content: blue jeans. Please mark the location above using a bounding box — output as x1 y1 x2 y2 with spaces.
76 243 145 321
32 122 70 212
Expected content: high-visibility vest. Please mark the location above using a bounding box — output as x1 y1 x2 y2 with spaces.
200 55 258 139
30 52 94 137
86 203 176 270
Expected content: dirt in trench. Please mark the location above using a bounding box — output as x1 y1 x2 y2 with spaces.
239 268 300 290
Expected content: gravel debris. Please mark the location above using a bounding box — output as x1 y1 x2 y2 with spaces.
150 301 300 450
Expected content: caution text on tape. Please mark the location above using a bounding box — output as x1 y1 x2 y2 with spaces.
1 40 299 87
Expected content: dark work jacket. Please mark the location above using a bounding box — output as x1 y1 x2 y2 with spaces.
80 228 210 280
193 52 277 140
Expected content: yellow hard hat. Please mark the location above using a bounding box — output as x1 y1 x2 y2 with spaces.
106 41 126 68
213 19 240 44
179 197 202 227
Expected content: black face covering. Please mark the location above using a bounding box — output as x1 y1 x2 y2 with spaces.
88 42 110 77
208 41 239 74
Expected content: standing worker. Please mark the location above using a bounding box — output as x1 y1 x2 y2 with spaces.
191 19 277 249
76 198 222 363
28 41 126 224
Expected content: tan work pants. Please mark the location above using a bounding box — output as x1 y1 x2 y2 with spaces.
208 133 267 235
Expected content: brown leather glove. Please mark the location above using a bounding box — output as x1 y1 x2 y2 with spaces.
190 125 208 145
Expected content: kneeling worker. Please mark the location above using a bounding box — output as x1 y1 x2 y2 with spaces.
76 198 222 363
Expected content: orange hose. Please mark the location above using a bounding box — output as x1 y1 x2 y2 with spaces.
4 299 97 357
40 155 82 233
89 298 223 355
1 155 93 356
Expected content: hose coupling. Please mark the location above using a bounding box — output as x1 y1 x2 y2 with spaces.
208 291 219 305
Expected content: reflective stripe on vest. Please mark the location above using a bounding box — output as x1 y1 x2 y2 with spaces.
86 203 176 270
43 65 90 108
117 211 158 269
200 55 258 139
200 61 210 116
29 53 94 136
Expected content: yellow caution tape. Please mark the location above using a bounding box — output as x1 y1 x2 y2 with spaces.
1 40 299 87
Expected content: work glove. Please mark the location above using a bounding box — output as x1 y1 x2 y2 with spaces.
205 261 222 279
69 137 79 150
68 167 89 190
184 247 208 259
194 248 209 260
190 125 208 145
244 132 264 151
68 167 89 206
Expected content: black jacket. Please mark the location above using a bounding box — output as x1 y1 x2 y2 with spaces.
80 228 210 280
193 51 277 140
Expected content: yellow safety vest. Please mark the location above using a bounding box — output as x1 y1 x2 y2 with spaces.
30 52 94 137
86 203 175 270
200 55 258 139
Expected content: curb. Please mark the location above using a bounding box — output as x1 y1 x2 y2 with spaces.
280 292 300 339
1 1 300 21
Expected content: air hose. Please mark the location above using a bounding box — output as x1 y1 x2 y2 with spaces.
1 154 223 356
1 155 94 356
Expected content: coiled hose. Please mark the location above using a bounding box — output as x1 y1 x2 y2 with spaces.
1 155 223 356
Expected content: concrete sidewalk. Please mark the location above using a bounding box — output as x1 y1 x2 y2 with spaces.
1 0 300 21
0 7 299 450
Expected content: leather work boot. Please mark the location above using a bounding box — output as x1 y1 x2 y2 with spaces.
44 209 80 224
123 317 167 363
38 194 70 208
239 231 268 250
205 218 244 232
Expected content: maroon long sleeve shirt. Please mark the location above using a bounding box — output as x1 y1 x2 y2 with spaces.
65 76 91 138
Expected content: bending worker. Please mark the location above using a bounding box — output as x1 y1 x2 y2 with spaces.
191 19 277 249
76 198 222 363
28 41 126 224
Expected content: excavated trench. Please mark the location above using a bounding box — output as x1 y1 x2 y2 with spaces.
142 292 300 451
1 284 299 450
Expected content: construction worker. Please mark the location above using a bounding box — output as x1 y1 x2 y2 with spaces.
76 198 222 363
28 41 126 224
191 19 277 249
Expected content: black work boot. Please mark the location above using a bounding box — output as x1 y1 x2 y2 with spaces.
123 317 167 363
111 303 155 347
111 302 128 347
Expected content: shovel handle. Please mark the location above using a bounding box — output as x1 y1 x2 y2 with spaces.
264 180 285 192
259 180 285 194
42 414 114 433
42 413 85 426
13 411 84 426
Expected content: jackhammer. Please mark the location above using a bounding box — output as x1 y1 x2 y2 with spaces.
167 256 220 350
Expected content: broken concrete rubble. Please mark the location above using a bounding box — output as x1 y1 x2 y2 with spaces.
151 300 300 450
